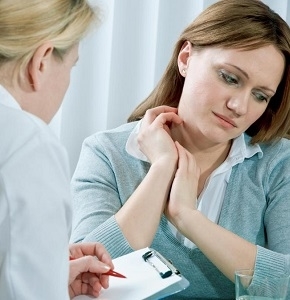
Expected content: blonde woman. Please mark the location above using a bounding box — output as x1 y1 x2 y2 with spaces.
0 0 113 299
71 0 290 298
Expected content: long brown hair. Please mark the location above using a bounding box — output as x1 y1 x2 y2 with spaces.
127 0 290 143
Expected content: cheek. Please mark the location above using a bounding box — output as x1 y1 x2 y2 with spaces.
246 103 268 124
59 68 71 93
54 72 70 106
192 81 226 109
182 76 212 103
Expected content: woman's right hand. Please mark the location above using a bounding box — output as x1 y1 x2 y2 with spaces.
114 106 183 249
137 106 183 165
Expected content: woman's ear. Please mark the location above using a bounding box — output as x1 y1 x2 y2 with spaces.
178 41 192 77
27 42 54 91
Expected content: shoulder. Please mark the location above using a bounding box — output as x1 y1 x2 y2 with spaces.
244 133 290 163
242 137 290 182
258 138 290 165
0 104 68 171
84 121 138 147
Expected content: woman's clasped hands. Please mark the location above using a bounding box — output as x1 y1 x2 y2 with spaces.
137 105 200 226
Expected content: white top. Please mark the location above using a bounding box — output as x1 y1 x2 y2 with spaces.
0 85 72 300
126 120 261 248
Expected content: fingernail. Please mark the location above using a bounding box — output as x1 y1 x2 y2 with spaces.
102 264 111 271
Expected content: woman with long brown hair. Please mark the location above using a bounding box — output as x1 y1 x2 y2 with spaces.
71 1 290 298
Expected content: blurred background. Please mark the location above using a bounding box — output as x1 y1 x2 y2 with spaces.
50 0 290 175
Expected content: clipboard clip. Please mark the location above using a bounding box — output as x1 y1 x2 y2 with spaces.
142 249 180 279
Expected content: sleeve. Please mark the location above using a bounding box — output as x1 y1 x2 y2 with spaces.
0 133 72 300
255 247 290 298
253 141 290 298
70 134 133 258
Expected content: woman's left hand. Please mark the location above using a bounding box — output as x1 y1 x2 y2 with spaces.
68 242 114 299
165 142 257 282
165 141 200 226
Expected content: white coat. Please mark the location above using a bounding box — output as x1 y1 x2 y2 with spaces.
0 85 72 300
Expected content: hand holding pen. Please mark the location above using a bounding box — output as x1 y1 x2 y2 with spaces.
68 242 124 299
69 256 126 278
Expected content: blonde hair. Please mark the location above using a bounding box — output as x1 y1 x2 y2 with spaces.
0 0 100 72
128 0 290 143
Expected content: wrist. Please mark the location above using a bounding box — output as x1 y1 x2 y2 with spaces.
151 156 177 171
175 209 202 236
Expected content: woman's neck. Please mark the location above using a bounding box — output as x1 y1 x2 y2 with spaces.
171 122 232 195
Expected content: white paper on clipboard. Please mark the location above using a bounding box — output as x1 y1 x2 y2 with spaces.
73 247 189 300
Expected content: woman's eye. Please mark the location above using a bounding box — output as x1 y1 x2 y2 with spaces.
252 91 269 103
219 71 238 85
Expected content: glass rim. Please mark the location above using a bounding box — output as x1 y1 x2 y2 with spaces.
235 268 290 280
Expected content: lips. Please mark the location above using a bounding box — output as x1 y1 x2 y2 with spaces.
214 112 237 128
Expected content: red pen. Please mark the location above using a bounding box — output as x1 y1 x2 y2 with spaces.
69 256 126 278
104 269 126 278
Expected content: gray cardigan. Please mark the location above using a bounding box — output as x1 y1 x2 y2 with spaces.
71 121 290 299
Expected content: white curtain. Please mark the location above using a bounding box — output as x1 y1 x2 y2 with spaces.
50 0 290 175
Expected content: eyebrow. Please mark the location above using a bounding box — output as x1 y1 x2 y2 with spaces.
225 63 276 94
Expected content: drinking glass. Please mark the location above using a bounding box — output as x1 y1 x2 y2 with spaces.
235 269 289 300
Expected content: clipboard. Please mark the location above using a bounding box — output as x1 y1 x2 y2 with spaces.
73 247 189 300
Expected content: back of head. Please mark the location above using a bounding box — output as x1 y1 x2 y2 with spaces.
0 0 99 75
128 0 290 143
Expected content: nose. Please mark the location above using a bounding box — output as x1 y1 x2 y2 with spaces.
226 91 249 116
